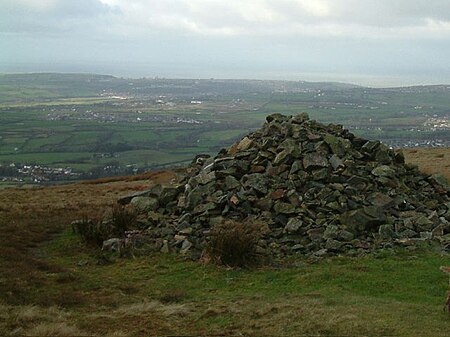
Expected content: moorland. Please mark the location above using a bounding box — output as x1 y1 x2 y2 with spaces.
0 149 449 336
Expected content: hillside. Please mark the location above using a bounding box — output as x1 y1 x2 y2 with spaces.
0 147 449 336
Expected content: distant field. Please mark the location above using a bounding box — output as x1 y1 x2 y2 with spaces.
0 73 449 185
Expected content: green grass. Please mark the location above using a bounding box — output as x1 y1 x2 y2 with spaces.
1 170 450 336
31 229 450 336
0 152 91 165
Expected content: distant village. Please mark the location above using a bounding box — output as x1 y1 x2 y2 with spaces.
0 163 81 184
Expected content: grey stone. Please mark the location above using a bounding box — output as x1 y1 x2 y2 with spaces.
324 134 351 157
307 228 324 241
131 196 159 212
303 152 329 170
329 155 345 170
244 173 269 195
368 192 395 209
159 186 180 205
323 225 339 239
378 224 395 239
274 202 297 214
371 165 395 178
224 175 241 190
326 239 343 252
102 238 122 252
338 230 354 241
121 113 450 260
285 218 303 233
340 207 386 233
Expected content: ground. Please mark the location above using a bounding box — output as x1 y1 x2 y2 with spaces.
0 149 449 336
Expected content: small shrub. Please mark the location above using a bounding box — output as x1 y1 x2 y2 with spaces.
73 215 113 247
111 203 137 235
204 220 266 268
74 204 137 247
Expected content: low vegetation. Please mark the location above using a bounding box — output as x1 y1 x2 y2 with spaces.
73 204 137 247
0 152 449 336
205 220 267 268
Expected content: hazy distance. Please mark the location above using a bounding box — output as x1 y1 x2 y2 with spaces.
2 0 450 87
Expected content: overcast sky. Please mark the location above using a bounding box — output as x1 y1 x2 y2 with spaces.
2 0 450 86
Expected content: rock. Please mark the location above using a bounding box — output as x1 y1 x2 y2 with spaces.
361 140 380 153
274 202 297 214
323 225 339 239
378 224 395 240
159 186 181 205
429 174 450 191
303 152 329 170
325 239 343 252
307 228 324 241
224 175 240 190
160 240 169 253
119 112 450 260
270 189 286 200
102 238 122 253
371 165 395 178
324 134 351 157
338 230 354 241
340 207 386 233
131 196 159 212
420 232 432 240
329 155 345 171
118 189 154 205
414 215 433 231
432 224 448 238
180 239 193 253
197 171 216 185
237 137 254 151
244 173 269 195
398 229 418 239
285 218 303 233
375 144 393 164
368 192 395 209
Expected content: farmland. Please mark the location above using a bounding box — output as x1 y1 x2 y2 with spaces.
0 73 449 186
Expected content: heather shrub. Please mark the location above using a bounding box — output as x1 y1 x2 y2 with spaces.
73 204 137 247
205 220 266 268
111 203 137 235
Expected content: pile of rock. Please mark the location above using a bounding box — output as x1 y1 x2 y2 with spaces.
117 113 450 258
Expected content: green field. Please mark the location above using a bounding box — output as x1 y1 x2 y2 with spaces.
0 73 449 184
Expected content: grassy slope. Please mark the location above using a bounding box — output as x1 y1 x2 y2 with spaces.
404 148 450 181
0 151 449 336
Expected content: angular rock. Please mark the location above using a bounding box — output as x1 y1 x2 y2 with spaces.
131 196 159 212
303 152 329 170
285 218 303 233
115 112 450 260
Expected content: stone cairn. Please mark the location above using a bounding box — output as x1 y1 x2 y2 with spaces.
117 113 450 259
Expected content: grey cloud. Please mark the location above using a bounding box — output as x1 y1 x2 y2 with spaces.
0 0 115 34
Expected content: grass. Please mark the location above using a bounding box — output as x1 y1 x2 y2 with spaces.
1 153 450 335
404 147 450 181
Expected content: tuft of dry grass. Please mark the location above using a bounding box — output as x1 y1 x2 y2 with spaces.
205 220 268 268
403 147 450 181
114 300 191 317
24 322 86 337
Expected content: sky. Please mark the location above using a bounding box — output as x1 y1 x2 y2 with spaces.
2 0 450 87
